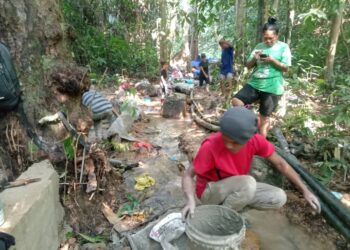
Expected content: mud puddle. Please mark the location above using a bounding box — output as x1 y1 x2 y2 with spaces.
243 209 335 250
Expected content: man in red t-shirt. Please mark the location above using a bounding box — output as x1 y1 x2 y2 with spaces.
182 107 320 218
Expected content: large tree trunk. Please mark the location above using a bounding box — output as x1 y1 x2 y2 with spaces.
0 0 71 174
325 0 345 84
235 0 247 62
256 0 268 43
182 0 191 71
272 0 279 14
0 0 70 119
189 4 199 60
285 0 295 46
159 0 169 62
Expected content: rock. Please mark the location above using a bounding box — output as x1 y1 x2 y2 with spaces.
162 95 187 119
136 80 158 97
179 129 209 161
81 243 107 250
0 160 64 250
250 156 283 187
110 230 128 250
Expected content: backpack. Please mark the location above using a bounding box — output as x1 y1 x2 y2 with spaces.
0 42 21 112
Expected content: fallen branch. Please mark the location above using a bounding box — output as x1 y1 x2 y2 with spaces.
108 159 139 170
59 182 88 185
190 91 220 126
191 104 219 132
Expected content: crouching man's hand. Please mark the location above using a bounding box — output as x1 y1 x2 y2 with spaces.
303 189 321 213
182 196 196 221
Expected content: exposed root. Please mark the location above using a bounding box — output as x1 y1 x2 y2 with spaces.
50 65 90 96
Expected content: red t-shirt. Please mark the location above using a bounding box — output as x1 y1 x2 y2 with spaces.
193 132 275 198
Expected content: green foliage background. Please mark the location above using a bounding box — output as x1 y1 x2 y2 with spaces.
61 0 159 78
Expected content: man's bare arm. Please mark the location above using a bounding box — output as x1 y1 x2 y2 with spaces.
182 166 196 219
267 152 321 213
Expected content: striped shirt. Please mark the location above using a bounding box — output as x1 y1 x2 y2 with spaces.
82 90 113 116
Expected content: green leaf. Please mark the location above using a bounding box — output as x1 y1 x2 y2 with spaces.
28 141 39 154
63 137 74 160
78 233 104 243
65 231 75 239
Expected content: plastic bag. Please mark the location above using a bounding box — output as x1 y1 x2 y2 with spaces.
149 213 185 250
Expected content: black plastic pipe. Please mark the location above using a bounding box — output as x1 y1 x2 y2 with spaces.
276 147 350 240
319 199 350 241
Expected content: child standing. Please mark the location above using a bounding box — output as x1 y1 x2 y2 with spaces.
160 61 169 100
219 39 235 100
199 53 210 87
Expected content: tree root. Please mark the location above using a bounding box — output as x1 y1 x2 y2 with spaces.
190 90 220 131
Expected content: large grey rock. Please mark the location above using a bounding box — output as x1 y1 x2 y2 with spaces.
162 94 187 119
136 80 158 97
0 160 64 250
250 156 283 187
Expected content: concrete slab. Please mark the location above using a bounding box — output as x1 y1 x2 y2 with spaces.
0 160 64 250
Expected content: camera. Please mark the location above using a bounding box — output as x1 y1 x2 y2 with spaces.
260 54 268 58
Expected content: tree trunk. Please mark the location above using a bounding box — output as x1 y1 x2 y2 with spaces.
272 0 279 14
182 0 191 71
0 0 70 117
159 0 169 62
189 4 199 60
285 0 295 46
256 0 268 43
235 0 247 61
0 0 71 173
325 0 345 84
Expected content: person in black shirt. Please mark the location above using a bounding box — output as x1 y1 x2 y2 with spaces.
199 54 210 87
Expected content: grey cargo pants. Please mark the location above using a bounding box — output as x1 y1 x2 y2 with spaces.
200 175 287 211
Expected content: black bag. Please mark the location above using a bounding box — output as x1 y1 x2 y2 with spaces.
0 232 15 250
0 42 21 112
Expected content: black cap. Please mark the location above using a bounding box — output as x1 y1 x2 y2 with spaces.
219 107 258 144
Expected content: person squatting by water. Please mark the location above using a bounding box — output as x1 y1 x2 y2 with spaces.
232 17 291 137
182 107 321 219
219 39 235 101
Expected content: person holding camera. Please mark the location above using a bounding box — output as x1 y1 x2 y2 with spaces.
232 17 291 137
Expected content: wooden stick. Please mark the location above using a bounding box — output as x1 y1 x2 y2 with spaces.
79 147 86 183
59 182 88 185
5 124 13 152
